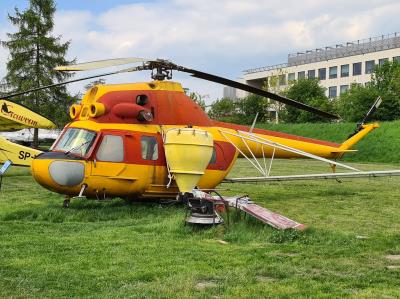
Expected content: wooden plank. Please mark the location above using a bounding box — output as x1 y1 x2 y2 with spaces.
223 196 306 231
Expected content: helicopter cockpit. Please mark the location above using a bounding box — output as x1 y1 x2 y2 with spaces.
52 128 97 158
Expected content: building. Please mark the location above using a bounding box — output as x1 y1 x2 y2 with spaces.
243 33 400 98
222 86 237 99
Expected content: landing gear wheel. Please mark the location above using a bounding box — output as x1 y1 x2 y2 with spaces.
63 199 70 208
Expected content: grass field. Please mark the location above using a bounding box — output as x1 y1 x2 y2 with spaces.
1 159 400 298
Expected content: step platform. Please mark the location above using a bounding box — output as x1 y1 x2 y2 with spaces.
222 196 306 231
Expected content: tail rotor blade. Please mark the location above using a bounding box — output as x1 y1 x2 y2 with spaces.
361 96 382 125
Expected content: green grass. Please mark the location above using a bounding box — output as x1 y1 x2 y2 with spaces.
257 120 400 163
1 160 400 298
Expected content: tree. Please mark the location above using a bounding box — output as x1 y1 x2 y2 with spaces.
188 91 207 111
208 97 236 120
263 68 286 123
336 61 400 121
371 60 400 120
335 84 379 122
283 78 333 123
235 94 269 124
2 0 75 147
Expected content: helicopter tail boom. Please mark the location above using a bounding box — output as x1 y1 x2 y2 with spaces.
338 123 379 154
213 120 345 159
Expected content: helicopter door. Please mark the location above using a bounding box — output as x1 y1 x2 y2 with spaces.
89 132 141 197
138 134 174 197
90 133 126 177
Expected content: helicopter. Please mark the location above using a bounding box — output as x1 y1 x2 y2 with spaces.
1 58 398 228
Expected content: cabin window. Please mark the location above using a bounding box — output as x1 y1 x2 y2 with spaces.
209 147 217 164
141 136 158 160
96 135 124 162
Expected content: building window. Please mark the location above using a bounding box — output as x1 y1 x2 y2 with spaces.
379 58 388 66
96 135 124 162
328 86 337 98
298 71 305 79
340 85 349 94
393 56 400 62
341 64 349 77
318 68 326 80
365 60 375 74
278 74 286 86
329 66 337 79
353 62 362 76
141 136 158 160
307 70 315 79
287 73 295 82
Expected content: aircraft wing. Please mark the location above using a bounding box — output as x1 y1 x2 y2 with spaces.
0 136 42 166
0 99 56 132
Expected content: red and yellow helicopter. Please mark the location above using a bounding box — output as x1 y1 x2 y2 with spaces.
1 58 397 228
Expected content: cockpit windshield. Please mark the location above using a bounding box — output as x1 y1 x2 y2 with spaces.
53 128 97 157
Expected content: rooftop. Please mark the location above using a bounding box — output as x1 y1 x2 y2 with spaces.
244 32 400 74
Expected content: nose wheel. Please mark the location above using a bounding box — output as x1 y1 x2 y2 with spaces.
63 198 70 208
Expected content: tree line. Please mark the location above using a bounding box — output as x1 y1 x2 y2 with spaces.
208 60 400 124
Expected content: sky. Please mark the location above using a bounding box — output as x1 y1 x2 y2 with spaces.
1 0 400 103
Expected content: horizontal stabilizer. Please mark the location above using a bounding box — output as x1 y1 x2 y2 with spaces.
331 150 358 153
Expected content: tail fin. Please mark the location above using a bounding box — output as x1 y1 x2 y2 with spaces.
339 123 379 151
338 96 382 153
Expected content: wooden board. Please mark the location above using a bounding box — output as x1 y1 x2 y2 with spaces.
223 196 306 231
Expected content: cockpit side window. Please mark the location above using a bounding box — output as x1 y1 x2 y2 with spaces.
96 135 124 162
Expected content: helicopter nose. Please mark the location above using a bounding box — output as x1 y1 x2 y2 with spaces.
31 158 85 191
48 161 85 186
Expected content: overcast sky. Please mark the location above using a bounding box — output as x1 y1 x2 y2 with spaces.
1 0 400 103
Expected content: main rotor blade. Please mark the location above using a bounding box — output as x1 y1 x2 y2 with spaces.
54 57 147 71
177 66 340 120
0 66 141 100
